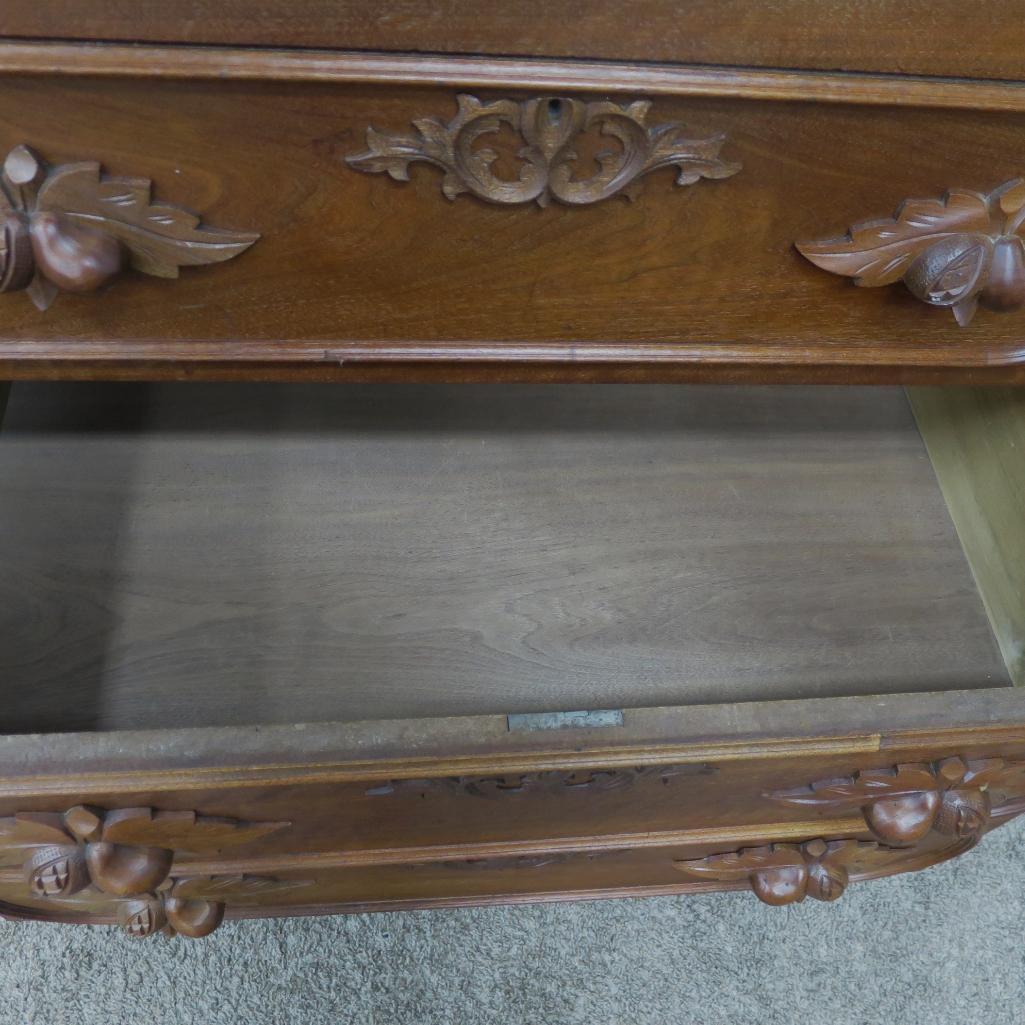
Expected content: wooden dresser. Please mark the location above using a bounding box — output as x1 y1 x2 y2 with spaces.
1 3 1024 939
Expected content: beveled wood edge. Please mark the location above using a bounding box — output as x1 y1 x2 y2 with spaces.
0 689 1022 795
6 360 1025 386
3 338 1025 377
4 42 1025 112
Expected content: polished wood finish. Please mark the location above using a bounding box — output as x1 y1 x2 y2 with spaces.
3 78 1025 379
910 388 1025 686
0 383 1006 732
5 3 1025 81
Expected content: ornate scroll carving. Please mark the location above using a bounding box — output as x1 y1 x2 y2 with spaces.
764 756 1025 845
0 805 289 900
365 763 712 798
346 94 740 207
797 179 1025 326
0 145 258 310
674 838 892 906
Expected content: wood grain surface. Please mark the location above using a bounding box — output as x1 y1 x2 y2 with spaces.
4 79 1025 380
3 1 1025 81
0 381 1006 733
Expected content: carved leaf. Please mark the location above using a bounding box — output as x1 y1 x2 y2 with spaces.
797 189 994 286
0 813 73 865
99 808 289 852
35 162 258 278
675 843 805 881
766 764 939 810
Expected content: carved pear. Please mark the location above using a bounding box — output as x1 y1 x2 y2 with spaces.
750 865 808 906
979 236 1025 312
863 791 941 846
165 896 225 939
29 211 122 293
84 841 174 897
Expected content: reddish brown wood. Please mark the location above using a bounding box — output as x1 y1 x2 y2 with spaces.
7 44 1025 114
4 78 1025 379
3 2 1025 81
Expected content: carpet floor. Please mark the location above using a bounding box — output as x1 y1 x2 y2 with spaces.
3 816 1023 1025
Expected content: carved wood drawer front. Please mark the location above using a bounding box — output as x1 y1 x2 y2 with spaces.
4 72 1025 382
1 696 1024 938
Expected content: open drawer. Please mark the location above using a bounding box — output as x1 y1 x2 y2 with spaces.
0 381 1023 937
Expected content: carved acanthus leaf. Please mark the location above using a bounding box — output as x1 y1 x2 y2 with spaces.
347 94 740 207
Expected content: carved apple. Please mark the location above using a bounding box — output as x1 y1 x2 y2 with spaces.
28 211 123 293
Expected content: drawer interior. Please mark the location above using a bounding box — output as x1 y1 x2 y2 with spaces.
0 382 1012 734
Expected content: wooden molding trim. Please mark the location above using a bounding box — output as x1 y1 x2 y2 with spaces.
5 43 1025 113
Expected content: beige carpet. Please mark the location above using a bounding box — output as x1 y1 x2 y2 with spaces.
3 816 1023 1024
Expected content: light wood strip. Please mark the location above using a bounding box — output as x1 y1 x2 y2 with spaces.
909 388 1025 687
4 43 1025 112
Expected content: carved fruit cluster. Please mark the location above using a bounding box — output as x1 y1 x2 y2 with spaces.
0 145 257 311
765 756 1025 846
798 180 1025 326
0 806 292 938
674 838 873 906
